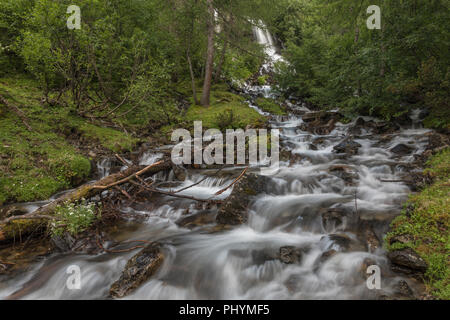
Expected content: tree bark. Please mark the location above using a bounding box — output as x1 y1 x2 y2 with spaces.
187 14 199 105
200 0 215 107
214 38 228 83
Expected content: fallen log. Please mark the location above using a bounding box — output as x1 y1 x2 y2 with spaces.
0 160 171 244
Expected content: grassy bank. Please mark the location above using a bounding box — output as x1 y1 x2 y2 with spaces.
0 75 139 205
161 82 267 135
0 76 267 206
386 148 450 299
255 97 287 116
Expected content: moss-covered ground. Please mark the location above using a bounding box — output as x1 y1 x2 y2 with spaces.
0 75 139 205
0 76 268 205
386 148 450 300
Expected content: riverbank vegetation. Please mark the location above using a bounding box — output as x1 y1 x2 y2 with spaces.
0 0 272 205
0 0 448 300
387 149 450 299
270 0 450 129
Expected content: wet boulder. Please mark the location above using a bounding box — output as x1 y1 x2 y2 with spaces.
110 242 164 298
373 280 416 300
279 246 304 264
390 144 415 156
302 111 327 123
418 109 430 120
300 112 341 135
373 122 400 135
321 233 365 252
216 173 272 225
280 148 303 165
320 207 351 232
171 164 187 181
392 280 415 299
333 138 362 156
327 234 352 250
363 227 380 253
348 117 368 135
313 249 338 272
389 234 413 246
387 248 428 276
175 210 216 229
328 165 358 184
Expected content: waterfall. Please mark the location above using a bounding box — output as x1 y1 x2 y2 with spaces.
252 22 283 67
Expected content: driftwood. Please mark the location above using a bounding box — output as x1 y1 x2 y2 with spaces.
0 155 249 244
0 160 171 243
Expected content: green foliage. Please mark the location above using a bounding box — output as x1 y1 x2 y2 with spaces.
222 50 263 86
257 75 269 86
0 75 140 205
255 97 287 115
51 200 100 237
216 108 235 131
0 0 34 75
386 149 450 299
185 89 267 130
273 0 450 128
424 148 450 178
78 123 138 153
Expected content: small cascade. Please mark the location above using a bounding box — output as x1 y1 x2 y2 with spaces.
252 22 283 71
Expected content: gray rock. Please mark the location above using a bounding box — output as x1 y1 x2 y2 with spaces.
333 139 362 155
279 246 304 264
216 173 271 225
110 242 164 298
391 144 414 155
388 248 428 275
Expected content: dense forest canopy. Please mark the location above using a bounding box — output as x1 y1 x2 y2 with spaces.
0 0 449 302
270 0 449 128
1 0 448 129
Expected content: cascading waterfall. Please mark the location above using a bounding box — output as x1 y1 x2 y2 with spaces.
252 22 283 70
0 27 431 300
0 85 430 299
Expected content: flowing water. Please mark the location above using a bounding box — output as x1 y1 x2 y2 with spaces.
0 27 432 300
0 90 431 300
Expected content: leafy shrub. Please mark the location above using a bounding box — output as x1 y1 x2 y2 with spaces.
216 108 235 130
51 200 100 237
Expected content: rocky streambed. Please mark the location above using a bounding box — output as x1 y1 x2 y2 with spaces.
0 86 445 300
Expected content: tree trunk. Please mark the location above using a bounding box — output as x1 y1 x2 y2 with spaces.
200 0 215 107
187 14 199 105
0 161 171 244
214 38 228 83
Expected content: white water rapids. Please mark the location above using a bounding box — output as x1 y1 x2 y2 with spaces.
0 27 432 300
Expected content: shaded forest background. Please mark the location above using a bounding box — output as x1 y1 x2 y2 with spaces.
0 0 448 130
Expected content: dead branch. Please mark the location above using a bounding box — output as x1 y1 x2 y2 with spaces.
91 161 165 191
214 166 248 196
174 165 225 194
115 153 132 166
0 215 60 225
0 160 171 243
135 182 222 203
